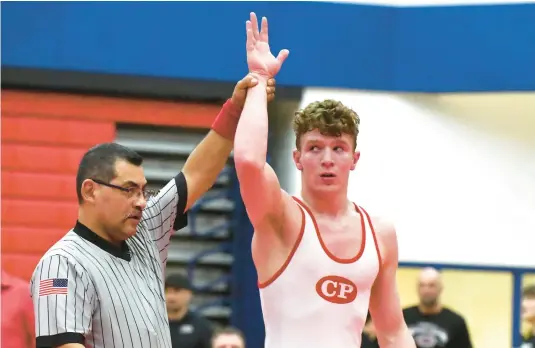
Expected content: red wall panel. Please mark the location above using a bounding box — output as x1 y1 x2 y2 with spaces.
2 199 78 229
2 172 77 201
2 144 97 175
2 227 68 254
1 92 112 280
2 90 221 128
1 89 219 281
2 114 116 146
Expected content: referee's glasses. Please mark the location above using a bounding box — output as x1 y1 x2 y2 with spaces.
91 179 159 200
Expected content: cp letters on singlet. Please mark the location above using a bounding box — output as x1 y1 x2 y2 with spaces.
316 275 358 304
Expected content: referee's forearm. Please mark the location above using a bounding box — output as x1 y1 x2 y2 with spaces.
182 130 233 211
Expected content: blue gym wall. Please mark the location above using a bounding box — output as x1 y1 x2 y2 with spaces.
3 1 535 92
3 2 535 347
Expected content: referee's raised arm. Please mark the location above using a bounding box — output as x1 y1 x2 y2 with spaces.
30 254 94 348
142 75 278 261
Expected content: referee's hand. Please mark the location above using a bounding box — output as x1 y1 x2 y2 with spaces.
231 73 276 109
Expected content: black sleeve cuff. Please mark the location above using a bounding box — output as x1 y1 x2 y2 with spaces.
173 172 188 231
37 332 84 347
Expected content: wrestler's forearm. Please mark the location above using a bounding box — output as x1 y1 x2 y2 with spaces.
234 77 269 168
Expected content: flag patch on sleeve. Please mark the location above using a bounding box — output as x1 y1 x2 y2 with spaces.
39 278 68 296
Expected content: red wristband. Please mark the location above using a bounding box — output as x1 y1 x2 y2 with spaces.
211 98 242 140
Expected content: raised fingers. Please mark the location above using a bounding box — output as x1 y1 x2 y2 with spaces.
260 16 269 43
250 12 260 41
246 20 255 51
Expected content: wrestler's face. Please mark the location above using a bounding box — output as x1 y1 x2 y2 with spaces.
91 160 148 242
293 129 359 193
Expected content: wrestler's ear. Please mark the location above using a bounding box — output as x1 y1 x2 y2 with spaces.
351 151 360 171
293 149 303 171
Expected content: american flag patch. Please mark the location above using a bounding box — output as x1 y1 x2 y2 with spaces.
39 278 68 296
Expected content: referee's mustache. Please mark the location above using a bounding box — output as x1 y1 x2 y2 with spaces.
124 209 143 221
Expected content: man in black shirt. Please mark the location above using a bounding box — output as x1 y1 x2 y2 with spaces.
521 284 535 347
403 268 472 348
166 273 214 348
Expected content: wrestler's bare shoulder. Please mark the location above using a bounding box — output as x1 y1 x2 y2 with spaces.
368 214 398 260
370 215 397 238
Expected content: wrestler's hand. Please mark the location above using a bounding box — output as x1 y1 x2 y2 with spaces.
246 12 289 79
231 74 277 108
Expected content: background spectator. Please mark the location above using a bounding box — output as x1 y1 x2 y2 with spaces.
166 273 214 348
211 326 246 348
403 267 472 348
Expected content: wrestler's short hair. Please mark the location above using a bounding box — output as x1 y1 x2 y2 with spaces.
293 99 360 150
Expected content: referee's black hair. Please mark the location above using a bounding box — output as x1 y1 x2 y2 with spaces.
76 142 143 203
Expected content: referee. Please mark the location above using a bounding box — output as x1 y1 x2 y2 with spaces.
30 74 277 348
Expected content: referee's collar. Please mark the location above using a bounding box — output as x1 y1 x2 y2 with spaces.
73 221 131 261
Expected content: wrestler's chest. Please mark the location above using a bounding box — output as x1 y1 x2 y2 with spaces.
315 218 365 259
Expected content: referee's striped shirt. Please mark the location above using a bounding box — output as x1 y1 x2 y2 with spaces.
30 173 188 348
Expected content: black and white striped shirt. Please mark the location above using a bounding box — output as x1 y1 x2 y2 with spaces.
30 173 188 348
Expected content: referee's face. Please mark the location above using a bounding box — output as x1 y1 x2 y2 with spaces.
98 160 148 240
